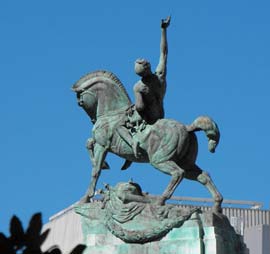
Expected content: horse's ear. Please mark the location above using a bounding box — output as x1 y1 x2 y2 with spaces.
71 83 81 93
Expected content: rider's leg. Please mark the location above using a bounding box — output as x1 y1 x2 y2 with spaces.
116 126 140 158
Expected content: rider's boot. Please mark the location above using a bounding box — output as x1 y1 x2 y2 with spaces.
132 139 140 158
117 126 141 158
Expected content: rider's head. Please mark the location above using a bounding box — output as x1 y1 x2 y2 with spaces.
134 58 152 77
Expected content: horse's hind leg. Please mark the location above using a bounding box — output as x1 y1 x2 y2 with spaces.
151 161 184 205
185 165 223 213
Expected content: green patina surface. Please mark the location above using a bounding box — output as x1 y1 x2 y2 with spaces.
71 17 245 254
75 183 247 254
72 18 223 213
78 206 245 254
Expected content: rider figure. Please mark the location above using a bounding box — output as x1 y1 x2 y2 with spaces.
133 18 169 124
118 16 171 158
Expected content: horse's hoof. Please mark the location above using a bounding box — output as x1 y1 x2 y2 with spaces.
153 197 166 206
212 205 222 214
79 195 91 204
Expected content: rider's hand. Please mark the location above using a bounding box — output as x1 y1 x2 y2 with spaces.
161 16 171 29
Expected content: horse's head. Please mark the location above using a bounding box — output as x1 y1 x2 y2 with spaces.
76 90 98 123
72 70 131 123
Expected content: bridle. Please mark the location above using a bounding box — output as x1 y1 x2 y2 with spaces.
78 89 131 124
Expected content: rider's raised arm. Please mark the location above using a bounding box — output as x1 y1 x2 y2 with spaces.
155 16 170 84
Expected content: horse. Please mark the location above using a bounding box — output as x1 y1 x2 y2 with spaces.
72 70 223 212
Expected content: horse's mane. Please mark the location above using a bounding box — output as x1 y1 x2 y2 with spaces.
72 70 131 102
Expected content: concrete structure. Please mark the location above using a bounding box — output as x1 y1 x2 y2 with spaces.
42 206 83 253
244 225 270 254
42 198 270 254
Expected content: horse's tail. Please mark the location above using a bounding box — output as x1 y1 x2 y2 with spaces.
186 116 220 153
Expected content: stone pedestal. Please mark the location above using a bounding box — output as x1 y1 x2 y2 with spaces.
76 202 246 254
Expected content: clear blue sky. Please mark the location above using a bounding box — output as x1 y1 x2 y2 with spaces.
1 1 270 232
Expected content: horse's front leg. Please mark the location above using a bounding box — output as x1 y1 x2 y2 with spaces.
86 138 110 170
81 142 108 203
86 138 96 166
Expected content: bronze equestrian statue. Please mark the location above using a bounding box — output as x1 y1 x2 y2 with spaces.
72 17 223 213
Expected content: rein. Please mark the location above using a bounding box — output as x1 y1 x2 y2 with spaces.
97 105 131 119
79 88 132 123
